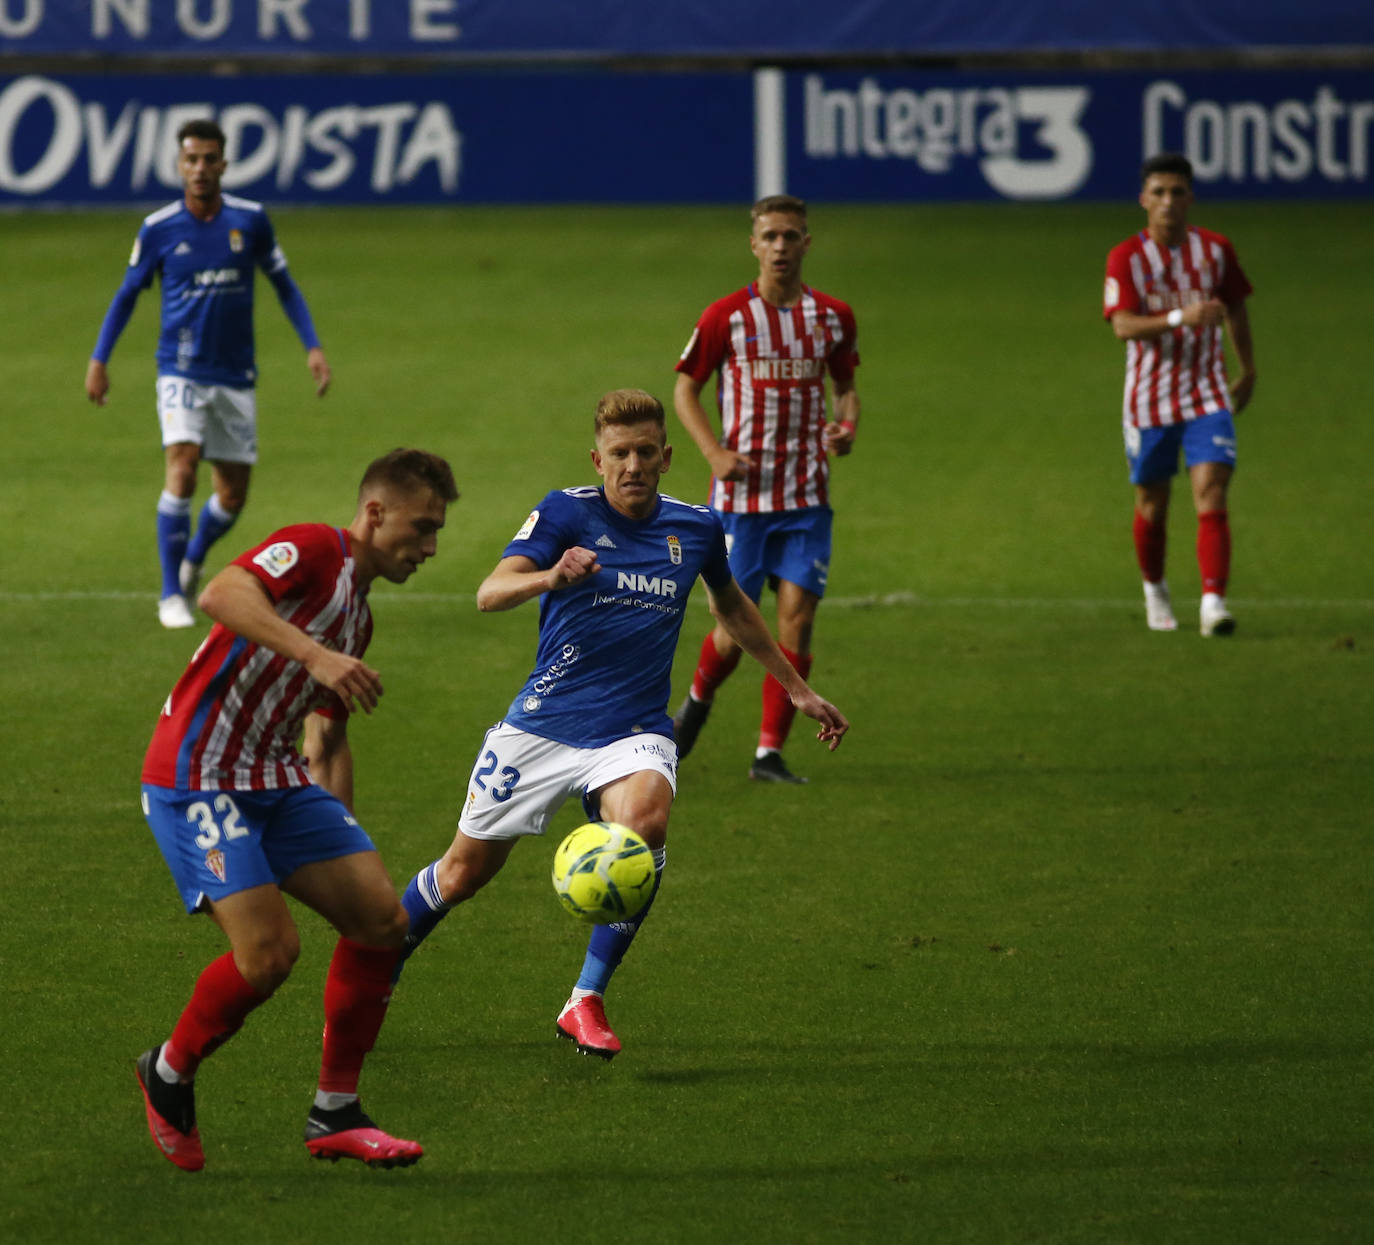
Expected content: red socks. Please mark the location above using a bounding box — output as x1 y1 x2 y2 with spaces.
1133 511 1167 583
1197 510 1230 595
690 632 742 702
164 952 269 1078
759 646 813 752
318 938 404 1095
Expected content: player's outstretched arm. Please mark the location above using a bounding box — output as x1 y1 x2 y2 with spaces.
475 549 601 613
706 577 850 750
199 566 384 714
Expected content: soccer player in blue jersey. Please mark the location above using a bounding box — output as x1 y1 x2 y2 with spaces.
398 388 849 1059
85 118 332 630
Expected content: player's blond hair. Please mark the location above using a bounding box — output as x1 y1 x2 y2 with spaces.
593 389 665 438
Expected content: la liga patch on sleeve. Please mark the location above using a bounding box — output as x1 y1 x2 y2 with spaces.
253 541 300 578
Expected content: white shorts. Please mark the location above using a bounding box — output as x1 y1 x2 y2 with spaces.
457 722 678 842
157 376 258 463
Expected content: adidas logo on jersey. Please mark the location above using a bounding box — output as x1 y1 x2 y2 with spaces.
595 534 617 548
173 242 192 255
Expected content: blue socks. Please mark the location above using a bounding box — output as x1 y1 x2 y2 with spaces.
575 848 666 995
156 492 191 599
400 861 452 958
185 494 239 568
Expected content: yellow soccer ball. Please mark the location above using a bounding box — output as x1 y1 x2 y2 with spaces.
551 821 656 924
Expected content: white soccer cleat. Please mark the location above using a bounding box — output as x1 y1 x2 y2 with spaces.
1199 593 1235 637
178 558 202 601
158 594 196 629
1143 581 1178 632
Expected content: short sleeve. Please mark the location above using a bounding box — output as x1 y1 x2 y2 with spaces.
675 304 729 384
1103 244 1138 320
232 524 341 604
501 491 577 569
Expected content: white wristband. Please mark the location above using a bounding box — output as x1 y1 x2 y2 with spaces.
1167 308 1184 328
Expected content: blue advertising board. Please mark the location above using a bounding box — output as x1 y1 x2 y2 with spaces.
0 0 1369 58
0 71 753 204
0 68 1370 205
781 69 1374 202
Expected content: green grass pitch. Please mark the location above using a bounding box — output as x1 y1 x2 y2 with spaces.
1 201 1371 1243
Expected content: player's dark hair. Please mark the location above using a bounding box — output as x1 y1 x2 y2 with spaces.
752 193 808 223
177 118 227 154
359 449 459 503
1140 152 1193 185
594 389 665 437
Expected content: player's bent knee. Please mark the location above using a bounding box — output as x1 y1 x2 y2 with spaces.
236 935 300 993
354 901 409 949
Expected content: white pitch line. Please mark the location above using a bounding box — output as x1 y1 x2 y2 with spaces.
2 589 1371 610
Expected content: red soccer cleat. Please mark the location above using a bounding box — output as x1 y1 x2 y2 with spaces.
135 1047 205 1172
304 1101 423 1168
556 994 622 1060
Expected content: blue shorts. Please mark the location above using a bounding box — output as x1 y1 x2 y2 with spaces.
141 784 376 914
719 506 833 600
1124 409 1238 485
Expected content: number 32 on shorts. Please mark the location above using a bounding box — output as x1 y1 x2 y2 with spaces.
186 794 248 849
474 751 520 803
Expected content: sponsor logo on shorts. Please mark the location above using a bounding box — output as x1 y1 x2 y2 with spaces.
205 849 226 883
252 541 299 578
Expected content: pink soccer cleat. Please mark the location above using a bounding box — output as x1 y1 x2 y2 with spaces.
556 994 622 1060
135 1046 205 1172
304 1102 423 1168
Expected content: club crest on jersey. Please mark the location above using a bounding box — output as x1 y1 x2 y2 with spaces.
229 229 244 253
253 541 299 578
205 849 226 883
514 510 540 541
666 535 682 565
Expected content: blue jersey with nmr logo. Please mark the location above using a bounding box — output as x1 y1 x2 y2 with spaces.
500 486 733 748
92 194 320 388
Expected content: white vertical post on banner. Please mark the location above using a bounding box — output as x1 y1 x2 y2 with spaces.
753 67 786 198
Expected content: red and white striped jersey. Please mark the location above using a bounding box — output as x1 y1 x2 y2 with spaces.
676 283 859 513
142 524 373 791
1103 225 1252 429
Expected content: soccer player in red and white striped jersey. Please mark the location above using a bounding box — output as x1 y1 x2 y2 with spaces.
134 449 457 1171
673 195 860 783
1104 152 1256 636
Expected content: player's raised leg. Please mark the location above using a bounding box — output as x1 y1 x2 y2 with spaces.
181 461 248 599
558 771 670 1060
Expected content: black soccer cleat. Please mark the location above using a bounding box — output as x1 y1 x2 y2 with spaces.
671 694 713 760
748 751 808 784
